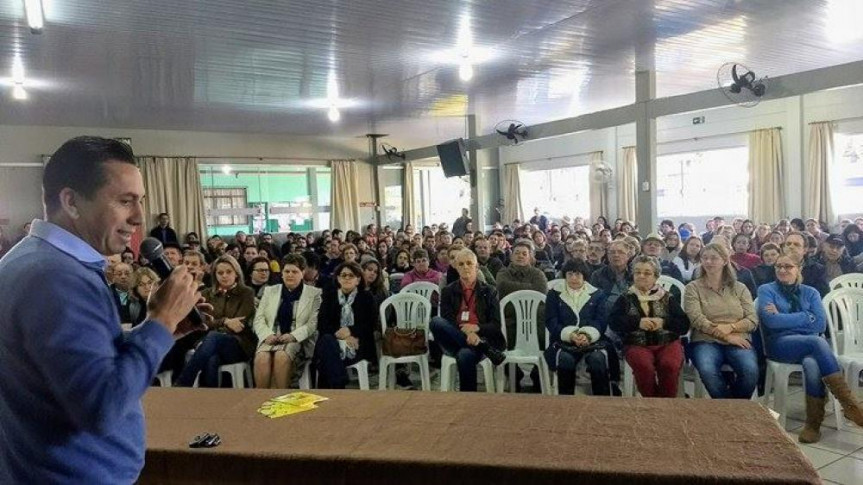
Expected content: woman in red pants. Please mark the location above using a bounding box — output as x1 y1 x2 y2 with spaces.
610 255 690 397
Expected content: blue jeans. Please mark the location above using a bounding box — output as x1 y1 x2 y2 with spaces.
767 335 841 398
691 342 759 399
430 317 484 392
177 332 247 387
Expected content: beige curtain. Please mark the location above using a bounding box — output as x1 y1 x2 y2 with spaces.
588 151 607 222
748 128 785 223
402 162 415 229
138 156 207 240
331 159 360 231
806 122 835 224
502 163 524 223
618 147 637 222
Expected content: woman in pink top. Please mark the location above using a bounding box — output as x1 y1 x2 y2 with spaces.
730 233 761 270
401 248 443 288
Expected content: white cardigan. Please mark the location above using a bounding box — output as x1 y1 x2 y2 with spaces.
253 284 322 345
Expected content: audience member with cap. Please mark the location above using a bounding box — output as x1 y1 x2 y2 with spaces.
816 235 856 282
640 233 683 282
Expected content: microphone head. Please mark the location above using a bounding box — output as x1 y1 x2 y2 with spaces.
140 237 164 260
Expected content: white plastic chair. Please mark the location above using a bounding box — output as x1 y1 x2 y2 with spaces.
378 293 432 391
547 279 565 292
297 360 371 390
401 281 441 313
440 356 496 393
154 370 173 387
657 275 686 302
494 290 551 394
217 362 254 388
759 307 843 431
829 274 863 291
824 288 863 402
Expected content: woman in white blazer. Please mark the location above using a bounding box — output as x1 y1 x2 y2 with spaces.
253 253 323 388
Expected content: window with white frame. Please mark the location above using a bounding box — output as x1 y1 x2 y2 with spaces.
520 165 591 221
203 187 248 226
656 146 749 219
833 132 863 217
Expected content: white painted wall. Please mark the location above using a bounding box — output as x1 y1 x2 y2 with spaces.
499 83 863 225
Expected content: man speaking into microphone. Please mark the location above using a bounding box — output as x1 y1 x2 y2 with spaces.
0 136 209 484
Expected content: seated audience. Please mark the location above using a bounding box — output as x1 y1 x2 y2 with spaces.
401 249 443 288
433 245 450 274
253 254 323 389
842 224 862 258
474 237 504 279
585 240 606 275
129 267 159 327
816 235 856 283
246 256 274 303
782 232 830 296
663 231 682 262
757 254 863 443
640 233 683 281
752 242 781 287
314 262 377 389
495 240 548 348
319 239 343 279
609 255 690 398
177 256 256 387
109 262 135 324
430 249 506 392
545 259 610 395
391 249 413 274
730 234 761 270
361 258 390 309
684 243 759 399
672 236 703 283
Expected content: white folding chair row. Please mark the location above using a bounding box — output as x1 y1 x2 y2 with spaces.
657 275 686 302
494 290 551 395
401 281 442 320
298 360 371 390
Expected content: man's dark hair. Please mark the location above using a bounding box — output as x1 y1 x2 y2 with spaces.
158 212 169 218
302 251 321 269
163 242 183 253
43 136 137 214
282 253 307 270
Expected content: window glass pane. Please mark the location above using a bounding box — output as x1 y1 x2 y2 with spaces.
833 133 863 218
521 165 590 221
656 146 748 220
423 168 471 226
382 168 403 229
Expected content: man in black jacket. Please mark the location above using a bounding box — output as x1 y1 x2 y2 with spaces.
148 213 178 245
430 249 505 392
782 231 830 296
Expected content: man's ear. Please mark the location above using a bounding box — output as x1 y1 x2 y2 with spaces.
58 188 81 220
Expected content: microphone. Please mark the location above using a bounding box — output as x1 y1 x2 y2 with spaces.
139 237 204 327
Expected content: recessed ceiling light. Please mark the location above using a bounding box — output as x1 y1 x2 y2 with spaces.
12 84 27 100
327 105 341 123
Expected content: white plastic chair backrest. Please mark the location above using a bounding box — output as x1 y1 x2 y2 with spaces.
547 279 565 292
499 290 546 354
379 293 431 342
823 288 863 356
401 281 440 304
657 275 686 301
830 274 863 291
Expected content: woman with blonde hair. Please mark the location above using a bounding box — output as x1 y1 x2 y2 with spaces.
758 254 863 442
177 255 257 387
684 243 759 399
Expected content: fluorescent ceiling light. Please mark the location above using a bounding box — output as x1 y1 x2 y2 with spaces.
24 0 44 34
458 62 474 82
221 164 232 175
327 105 341 123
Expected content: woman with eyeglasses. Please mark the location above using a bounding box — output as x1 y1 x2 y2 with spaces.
684 243 759 399
253 253 323 389
129 267 160 327
246 256 275 302
609 255 690 398
757 254 863 443
314 262 377 388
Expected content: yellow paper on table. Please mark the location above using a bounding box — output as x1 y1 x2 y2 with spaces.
257 392 329 419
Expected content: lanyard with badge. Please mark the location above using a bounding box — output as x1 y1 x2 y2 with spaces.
461 289 476 323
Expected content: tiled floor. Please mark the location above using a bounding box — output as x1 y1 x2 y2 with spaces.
367 368 863 484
